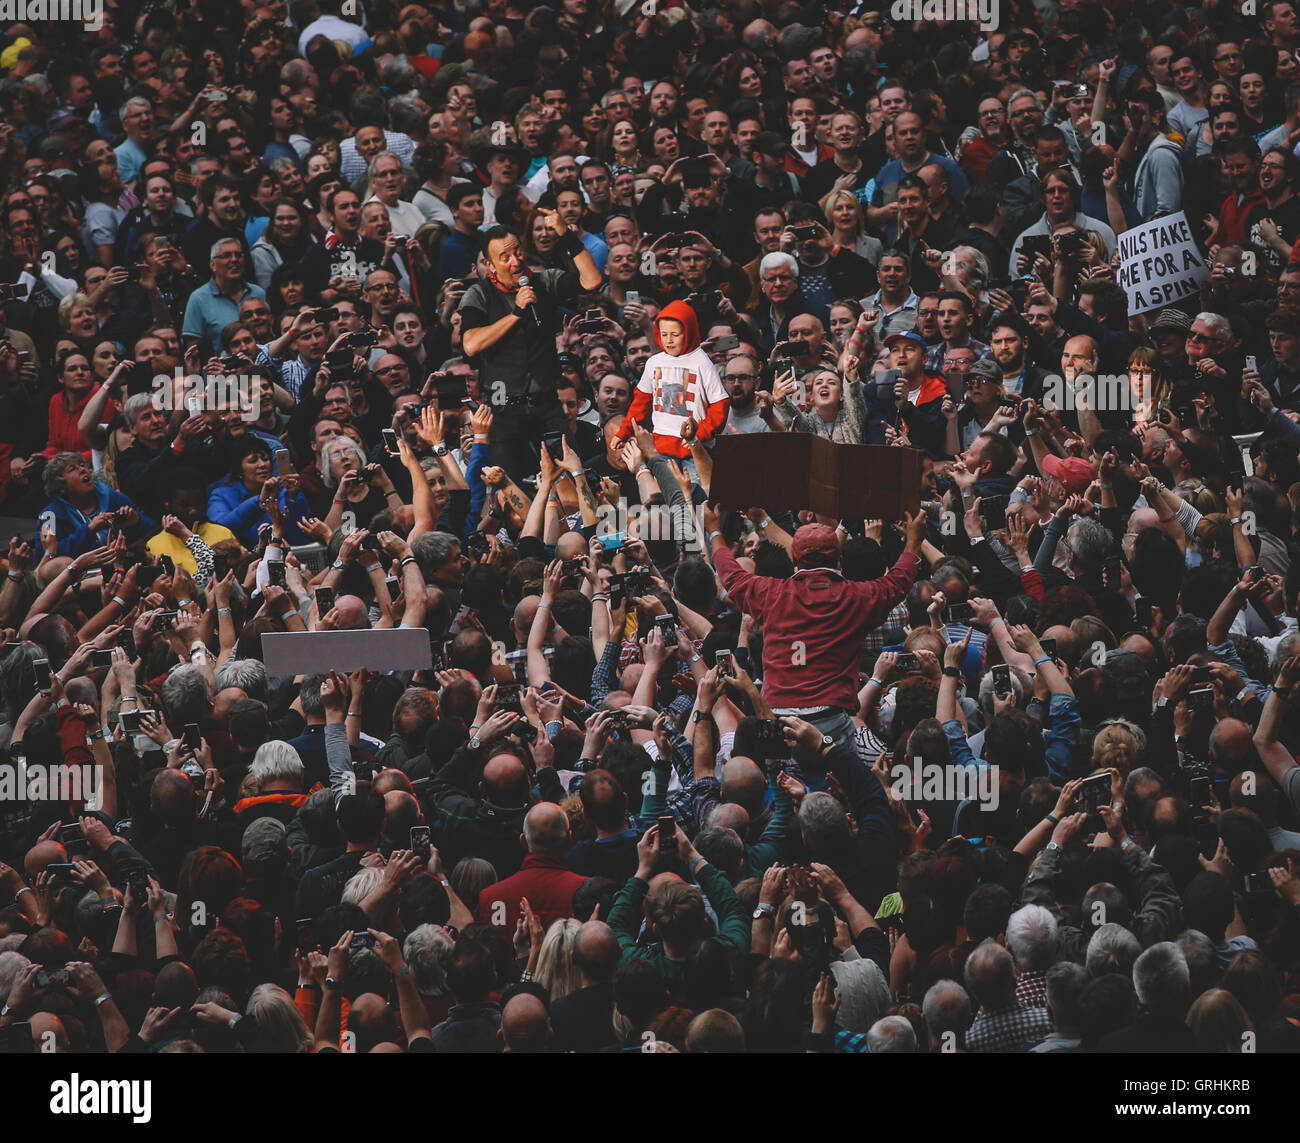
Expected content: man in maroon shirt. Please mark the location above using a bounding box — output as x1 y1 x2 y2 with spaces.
702 505 928 753
475 801 587 932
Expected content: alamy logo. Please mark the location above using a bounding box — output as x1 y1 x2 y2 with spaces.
891 760 999 809
0 0 102 31
1040 372 1151 418
152 368 262 422
889 0 1000 31
49 1076 151 1123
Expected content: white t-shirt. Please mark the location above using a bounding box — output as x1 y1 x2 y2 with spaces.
634 345 727 439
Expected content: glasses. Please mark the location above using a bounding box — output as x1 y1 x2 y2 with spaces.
726 371 757 381
978 107 1003 117
243 307 271 317
1187 330 1224 343
213 251 243 260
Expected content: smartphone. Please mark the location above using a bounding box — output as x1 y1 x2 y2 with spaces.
45 863 78 881
658 815 676 848
360 533 382 551
608 573 626 611
273 447 296 476
159 554 175 578
495 683 522 712
1245 355 1257 373
1103 555 1122 593
35 969 71 989
542 432 566 463
654 613 678 649
577 318 604 333
1039 637 1057 658
792 224 820 241
313 307 339 324
896 651 920 673
127 869 149 903
315 586 335 613
91 648 114 669
945 602 974 625
1190 665 1212 684
714 648 734 677
711 333 740 352
153 610 178 632
1188 686 1214 711
1078 772 1110 811
752 718 788 758
1244 870 1273 893
137 564 166 589
625 290 640 305
350 932 376 950
186 394 203 418
992 664 1012 695
120 709 143 733
597 531 627 554
325 348 353 370
348 330 378 348
267 560 288 588
61 823 86 854
410 826 431 863
511 721 538 743
774 357 795 381
606 709 631 731
381 428 399 454
181 723 201 752
385 575 401 597
1133 598 1153 628
980 495 1008 532
295 918 318 954
1188 775 1211 806
33 658 52 693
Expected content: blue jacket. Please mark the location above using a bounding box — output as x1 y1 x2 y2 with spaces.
207 475 313 546
43 484 156 557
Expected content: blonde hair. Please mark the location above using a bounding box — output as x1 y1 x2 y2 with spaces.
534 917 583 1002
1091 724 1142 778
821 188 865 237
319 435 367 489
246 983 312 1052
341 866 385 907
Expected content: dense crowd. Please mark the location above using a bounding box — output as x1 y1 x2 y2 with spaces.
2 0 1300 1056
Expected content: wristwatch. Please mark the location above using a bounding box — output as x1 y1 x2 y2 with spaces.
323 977 342 991
432 443 449 457
752 903 777 921
468 735 482 751
818 733 834 753
692 710 713 724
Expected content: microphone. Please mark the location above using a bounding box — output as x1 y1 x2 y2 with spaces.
517 274 542 329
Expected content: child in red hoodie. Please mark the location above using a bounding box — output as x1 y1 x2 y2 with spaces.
616 299 729 458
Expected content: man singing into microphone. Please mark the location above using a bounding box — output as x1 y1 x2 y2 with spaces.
458 207 604 481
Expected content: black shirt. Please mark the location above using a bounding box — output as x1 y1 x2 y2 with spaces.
458 267 580 399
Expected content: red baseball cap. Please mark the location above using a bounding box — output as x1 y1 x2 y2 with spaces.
791 523 840 563
1040 454 1096 495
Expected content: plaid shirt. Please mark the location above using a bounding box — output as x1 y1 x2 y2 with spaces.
861 600 910 659
965 1003 1052 1053
926 337 990 374
1015 970 1049 1010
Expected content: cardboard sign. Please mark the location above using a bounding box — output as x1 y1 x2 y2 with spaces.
709 434 924 519
261 627 433 677
1115 212 1209 315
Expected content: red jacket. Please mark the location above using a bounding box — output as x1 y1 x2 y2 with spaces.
713 545 922 711
1218 189 1265 248
476 852 588 933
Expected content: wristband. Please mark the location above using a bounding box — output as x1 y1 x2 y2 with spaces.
1032 655 1053 667
385 489 402 499
474 435 489 443
94 992 113 1008
1230 516 1243 526
537 600 550 610
346 711 362 718
559 230 585 257
6 571 21 581
864 676 882 688
1045 812 1060 827
759 516 773 529
519 969 534 982
334 497 346 505
1236 685 1254 704
217 607 232 616
392 966 411 978
400 556 417 568
112 596 128 610
634 465 650 476
176 597 193 608
1099 482 1113 490
988 616 1004 629
708 530 723 543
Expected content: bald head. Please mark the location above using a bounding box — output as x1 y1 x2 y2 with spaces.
372 768 413 796
555 531 586 561
500 992 551 1052
574 920 622 983
1209 719 1254 770
721 757 766 815
25 840 67 878
334 594 369 630
513 596 540 641
481 753 530 807
28 1012 68 1052
348 992 398 1052
707 802 751 833
522 800 570 855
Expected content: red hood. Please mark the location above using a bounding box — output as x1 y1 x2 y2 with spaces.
655 299 702 354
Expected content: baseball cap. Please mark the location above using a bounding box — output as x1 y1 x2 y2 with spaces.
48 109 88 132
883 329 926 349
751 131 790 158
1150 308 1192 333
1040 453 1097 494
791 523 840 564
966 358 1003 382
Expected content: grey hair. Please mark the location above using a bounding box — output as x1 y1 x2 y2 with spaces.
268 156 299 177
341 865 384 906
1008 87 1043 112
367 151 404 182
249 740 305 788
1044 960 1088 1033
1085 922 1141 978
0 951 32 1005
978 666 1028 720
1133 941 1189 1012
42 451 92 500
215 658 268 703
1273 629 1300 668
694 826 745 877
1124 766 1165 801
319 436 368 490
412 530 460 573
404 924 455 996
759 251 799 281
964 938 1017 1009
1066 516 1112 573
298 675 327 720
383 60 419 96
119 94 153 121
1193 312 1231 341
245 983 312 1052
210 237 242 261
798 792 853 852
161 664 211 725
867 1015 917 1053
122 392 159 430
948 245 989 288
1006 904 1059 971
1177 928 1219 994
922 979 971 1049
389 91 426 131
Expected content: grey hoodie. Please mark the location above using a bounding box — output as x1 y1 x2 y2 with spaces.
1133 133 1184 220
